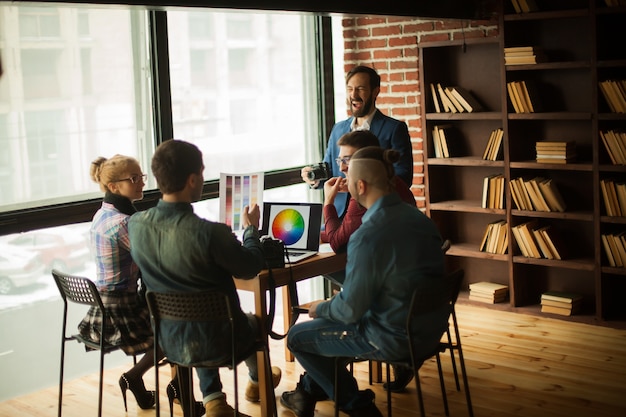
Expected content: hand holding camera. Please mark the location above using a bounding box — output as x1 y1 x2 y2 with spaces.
301 162 331 187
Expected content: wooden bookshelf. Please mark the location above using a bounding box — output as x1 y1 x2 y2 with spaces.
419 0 626 327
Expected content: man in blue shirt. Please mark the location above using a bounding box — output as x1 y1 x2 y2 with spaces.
301 65 413 218
282 146 446 417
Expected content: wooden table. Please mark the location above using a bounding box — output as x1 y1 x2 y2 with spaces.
234 250 346 417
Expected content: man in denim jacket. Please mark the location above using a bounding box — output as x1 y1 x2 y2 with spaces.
129 139 281 417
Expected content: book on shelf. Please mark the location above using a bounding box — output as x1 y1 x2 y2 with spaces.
537 178 567 212
600 130 626 165
516 0 538 13
540 295 582 307
541 290 583 304
444 86 466 113
479 220 507 254
600 178 622 217
449 86 484 112
599 80 626 114
513 220 541 258
437 83 457 113
522 178 549 212
602 234 617 267
432 125 443 158
483 174 505 209
510 177 532 211
532 227 554 260
506 82 522 113
482 128 504 161
540 304 580 316
613 232 626 267
515 81 532 112
616 182 626 215
528 177 551 212
429 83 442 113
469 281 509 296
469 291 508 304
540 226 567 260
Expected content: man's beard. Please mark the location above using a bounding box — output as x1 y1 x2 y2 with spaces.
349 95 374 118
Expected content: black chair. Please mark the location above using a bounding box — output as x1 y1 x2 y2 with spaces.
334 268 470 417
146 290 278 417
52 269 135 417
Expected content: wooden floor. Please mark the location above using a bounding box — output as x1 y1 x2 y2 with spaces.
2 303 625 417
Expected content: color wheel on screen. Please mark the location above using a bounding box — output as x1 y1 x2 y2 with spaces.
271 209 305 246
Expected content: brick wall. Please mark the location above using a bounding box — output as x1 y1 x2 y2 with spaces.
340 16 498 208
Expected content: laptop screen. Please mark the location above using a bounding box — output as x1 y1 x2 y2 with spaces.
261 202 323 250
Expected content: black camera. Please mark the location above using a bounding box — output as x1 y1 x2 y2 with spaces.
306 162 331 182
261 236 285 269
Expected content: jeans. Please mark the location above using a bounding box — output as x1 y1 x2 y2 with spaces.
287 318 387 411
197 313 260 403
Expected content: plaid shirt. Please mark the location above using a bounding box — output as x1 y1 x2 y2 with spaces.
90 202 140 292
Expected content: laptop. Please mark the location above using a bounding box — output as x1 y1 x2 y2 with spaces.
260 202 323 264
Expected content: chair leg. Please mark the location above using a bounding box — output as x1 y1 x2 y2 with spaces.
414 369 425 417
385 363 392 417
446 328 461 390
334 358 340 417
435 353 449 416
97 345 105 417
453 310 474 417
57 340 66 417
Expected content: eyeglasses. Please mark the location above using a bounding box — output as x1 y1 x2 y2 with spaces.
335 156 352 166
115 174 147 184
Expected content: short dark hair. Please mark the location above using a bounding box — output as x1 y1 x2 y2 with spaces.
151 139 203 194
337 130 380 150
346 66 381 90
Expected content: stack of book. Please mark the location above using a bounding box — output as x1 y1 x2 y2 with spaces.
598 79 626 113
509 176 567 212
430 83 484 113
482 128 504 161
600 129 626 165
504 46 546 65
601 232 626 268
479 220 508 255
540 291 582 316
469 281 509 304
507 80 540 113
600 178 626 217
536 141 576 164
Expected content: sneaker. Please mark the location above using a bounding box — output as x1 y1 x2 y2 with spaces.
383 365 414 393
280 384 317 417
245 366 282 402
205 397 251 417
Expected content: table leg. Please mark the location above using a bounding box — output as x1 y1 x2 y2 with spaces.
282 286 295 362
252 279 275 417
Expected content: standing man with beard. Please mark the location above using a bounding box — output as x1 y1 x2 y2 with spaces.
301 65 413 218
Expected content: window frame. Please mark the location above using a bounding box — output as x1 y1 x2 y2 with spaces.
0 10 336 236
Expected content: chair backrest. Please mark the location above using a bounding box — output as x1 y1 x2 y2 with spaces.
52 269 105 311
405 269 464 356
145 290 233 323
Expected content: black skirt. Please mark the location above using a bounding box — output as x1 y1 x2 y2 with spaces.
78 291 153 355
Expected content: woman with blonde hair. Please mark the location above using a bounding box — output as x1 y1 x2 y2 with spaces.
78 154 161 411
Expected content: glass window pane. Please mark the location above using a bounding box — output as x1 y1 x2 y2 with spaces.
168 10 319 180
0 4 155 212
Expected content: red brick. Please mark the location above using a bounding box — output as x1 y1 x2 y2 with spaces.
389 36 417 47
420 33 451 43
357 38 388 49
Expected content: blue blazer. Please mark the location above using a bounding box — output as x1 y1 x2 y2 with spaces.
321 109 413 216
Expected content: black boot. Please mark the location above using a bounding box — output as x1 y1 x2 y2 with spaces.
280 374 321 417
383 365 414 393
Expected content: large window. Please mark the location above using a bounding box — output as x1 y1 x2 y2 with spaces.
167 10 319 180
0 2 328 401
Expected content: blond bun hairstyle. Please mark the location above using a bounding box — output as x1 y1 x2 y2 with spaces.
90 154 138 193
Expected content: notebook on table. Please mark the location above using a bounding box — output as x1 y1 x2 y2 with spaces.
260 202 323 264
